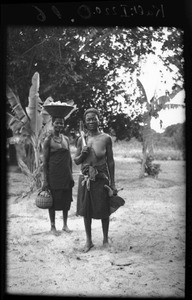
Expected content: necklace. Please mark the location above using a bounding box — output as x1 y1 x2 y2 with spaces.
53 135 62 144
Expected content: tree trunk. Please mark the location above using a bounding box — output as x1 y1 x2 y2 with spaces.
139 115 154 178
140 140 147 178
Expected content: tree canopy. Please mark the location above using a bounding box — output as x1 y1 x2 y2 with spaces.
6 26 184 139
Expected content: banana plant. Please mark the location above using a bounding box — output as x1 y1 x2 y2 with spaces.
137 78 183 178
7 72 52 194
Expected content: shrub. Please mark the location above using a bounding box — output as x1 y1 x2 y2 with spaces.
143 155 161 178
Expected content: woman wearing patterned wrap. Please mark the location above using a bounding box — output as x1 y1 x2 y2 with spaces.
42 116 74 235
74 108 117 252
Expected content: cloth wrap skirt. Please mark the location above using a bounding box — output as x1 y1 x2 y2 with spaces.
76 163 110 219
48 148 73 211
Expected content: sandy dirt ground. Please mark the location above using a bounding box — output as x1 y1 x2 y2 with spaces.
5 158 185 297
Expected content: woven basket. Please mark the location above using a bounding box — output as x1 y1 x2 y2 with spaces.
36 190 53 209
43 105 74 118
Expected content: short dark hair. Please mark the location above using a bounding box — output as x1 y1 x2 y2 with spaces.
84 108 100 120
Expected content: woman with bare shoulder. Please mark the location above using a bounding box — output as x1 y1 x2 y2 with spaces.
74 108 117 252
42 116 74 236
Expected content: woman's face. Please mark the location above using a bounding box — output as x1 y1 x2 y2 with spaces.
85 112 99 131
52 118 65 133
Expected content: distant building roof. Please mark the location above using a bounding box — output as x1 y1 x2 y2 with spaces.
168 89 185 106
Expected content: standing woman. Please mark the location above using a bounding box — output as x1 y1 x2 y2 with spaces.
42 115 74 235
74 108 117 252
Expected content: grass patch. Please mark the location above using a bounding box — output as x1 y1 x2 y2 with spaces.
70 137 184 161
112 138 184 161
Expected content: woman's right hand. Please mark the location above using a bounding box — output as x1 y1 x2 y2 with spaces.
41 181 49 191
81 146 90 157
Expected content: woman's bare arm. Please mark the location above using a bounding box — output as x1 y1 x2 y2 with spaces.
74 137 90 165
106 136 117 192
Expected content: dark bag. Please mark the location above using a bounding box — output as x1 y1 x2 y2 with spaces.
110 195 125 215
104 184 125 214
36 189 53 209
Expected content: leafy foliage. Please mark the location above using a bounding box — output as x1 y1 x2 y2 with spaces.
142 156 161 178
6 26 184 140
6 73 53 193
163 123 185 151
106 113 142 141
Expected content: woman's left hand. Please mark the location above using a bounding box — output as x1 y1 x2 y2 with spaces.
110 183 118 195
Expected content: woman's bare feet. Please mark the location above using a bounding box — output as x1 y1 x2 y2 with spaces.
50 226 59 236
62 225 72 233
82 242 94 253
102 239 110 249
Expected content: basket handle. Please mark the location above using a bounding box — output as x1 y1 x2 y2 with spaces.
37 189 51 196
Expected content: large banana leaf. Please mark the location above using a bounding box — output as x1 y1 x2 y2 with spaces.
6 112 24 133
137 78 148 102
26 72 43 137
6 86 29 126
